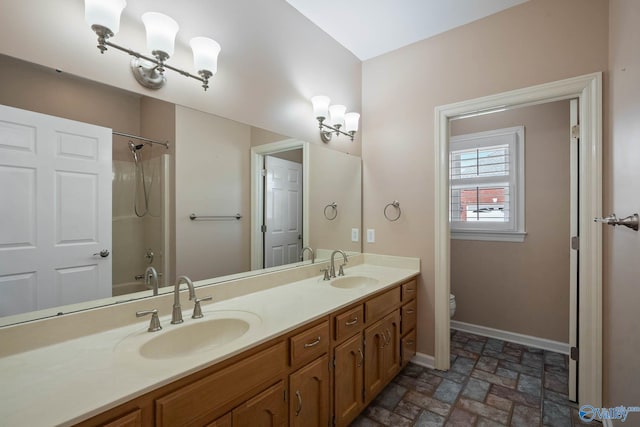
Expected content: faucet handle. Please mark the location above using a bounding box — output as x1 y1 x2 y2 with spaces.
320 268 331 281
192 296 213 319
136 309 162 332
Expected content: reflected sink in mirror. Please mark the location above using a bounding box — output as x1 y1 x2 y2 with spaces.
329 276 379 289
116 310 261 360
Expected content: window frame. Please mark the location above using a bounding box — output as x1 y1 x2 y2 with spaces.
449 125 526 242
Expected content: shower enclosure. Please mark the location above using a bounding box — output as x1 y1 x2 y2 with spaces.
112 141 170 296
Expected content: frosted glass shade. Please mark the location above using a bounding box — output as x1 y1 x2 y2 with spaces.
85 0 127 35
329 105 346 127
142 12 179 57
311 96 330 120
190 37 221 74
344 112 360 133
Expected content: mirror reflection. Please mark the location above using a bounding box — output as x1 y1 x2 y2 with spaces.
0 54 362 324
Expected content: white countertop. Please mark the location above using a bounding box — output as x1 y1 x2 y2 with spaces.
0 256 419 427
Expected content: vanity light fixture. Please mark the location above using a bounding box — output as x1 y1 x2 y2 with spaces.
84 0 221 91
311 96 360 143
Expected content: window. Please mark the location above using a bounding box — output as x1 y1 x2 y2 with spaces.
449 126 525 242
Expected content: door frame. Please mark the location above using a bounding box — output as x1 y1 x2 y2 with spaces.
250 139 310 270
433 73 602 407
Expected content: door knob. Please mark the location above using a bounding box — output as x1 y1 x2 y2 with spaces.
93 249 110 258
594 213 638 231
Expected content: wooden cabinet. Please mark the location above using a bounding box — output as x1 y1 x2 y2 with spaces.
290 321 329 368
288 355 329 427
333 334 364 427
363 310 400 401
232 381 286 427
77 276 419 427
155 341 286 426
401 330 416 367
102 410 142 427
206 413 231 427
400 278 418 368
333 304 364 342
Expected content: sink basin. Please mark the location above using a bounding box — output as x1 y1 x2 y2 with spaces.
116 310 261 360
330 275 379 289
140 318 250 360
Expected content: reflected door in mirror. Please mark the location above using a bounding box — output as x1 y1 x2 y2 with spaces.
0 105 112 317
264 155 302 268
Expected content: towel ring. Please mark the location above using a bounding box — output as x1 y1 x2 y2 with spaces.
384 200 401 221
324 202 338 220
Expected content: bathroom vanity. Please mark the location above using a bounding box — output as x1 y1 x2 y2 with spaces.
0 254 419 427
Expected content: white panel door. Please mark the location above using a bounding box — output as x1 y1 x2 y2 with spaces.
0 104 112 317
264 156 302 268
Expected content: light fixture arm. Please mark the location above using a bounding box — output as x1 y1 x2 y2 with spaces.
317 118 356 143
92 27 212 91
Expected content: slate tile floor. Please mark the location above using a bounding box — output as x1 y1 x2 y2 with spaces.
352 329 599 427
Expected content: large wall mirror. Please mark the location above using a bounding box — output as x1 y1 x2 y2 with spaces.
0 54 362 326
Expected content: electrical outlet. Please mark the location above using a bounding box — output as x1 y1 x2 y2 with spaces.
367 229 375 243
351 228 359 242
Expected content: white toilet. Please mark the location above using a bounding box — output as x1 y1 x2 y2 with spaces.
450 294 456 318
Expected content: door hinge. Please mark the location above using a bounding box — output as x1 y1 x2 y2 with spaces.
331 415 336 426
332 357 336 367
571 125 580 139
261 224 267 233
571 236 580 251
261 169 267 177
570 346 579 361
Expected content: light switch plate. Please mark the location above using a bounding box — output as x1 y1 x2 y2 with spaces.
367 229 375 243
351 228 359 242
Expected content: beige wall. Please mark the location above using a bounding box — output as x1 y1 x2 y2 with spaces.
450 101 570 343
0 0 361 154
0 54 141 147
308 144 362 253
175 106 251 281
606 0 640 413
361 0 608 358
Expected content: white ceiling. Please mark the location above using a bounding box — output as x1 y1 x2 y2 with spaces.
285 0 529 61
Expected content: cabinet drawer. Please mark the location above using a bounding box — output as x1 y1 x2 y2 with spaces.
155 341 287 427
290 321 330 367
401 279 417 302
103 409 142 427
334 305 364 342
401 300 417 335
365 287 400 324
401 329 416 366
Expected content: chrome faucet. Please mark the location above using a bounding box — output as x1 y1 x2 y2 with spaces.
329 250 348 278
300 246 315 263
145 266 159 296
171 276 196 324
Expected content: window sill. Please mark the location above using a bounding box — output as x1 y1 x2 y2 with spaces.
450 231 527 242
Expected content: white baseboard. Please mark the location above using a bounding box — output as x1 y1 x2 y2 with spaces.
411 352 435 369
450 320 571 355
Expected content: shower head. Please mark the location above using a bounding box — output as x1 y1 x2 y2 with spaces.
128 141 144 163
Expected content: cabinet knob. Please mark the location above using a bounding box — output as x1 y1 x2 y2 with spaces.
295 390 303 416
304 336 321 348
345 317 358 326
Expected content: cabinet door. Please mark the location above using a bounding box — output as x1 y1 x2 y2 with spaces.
232 381 286 427
289 355 329 427
382 310 401 382
205 412 231 427
363 319 386 400
334 334 364 427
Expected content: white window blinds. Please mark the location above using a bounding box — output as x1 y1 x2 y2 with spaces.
449 126 525 238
